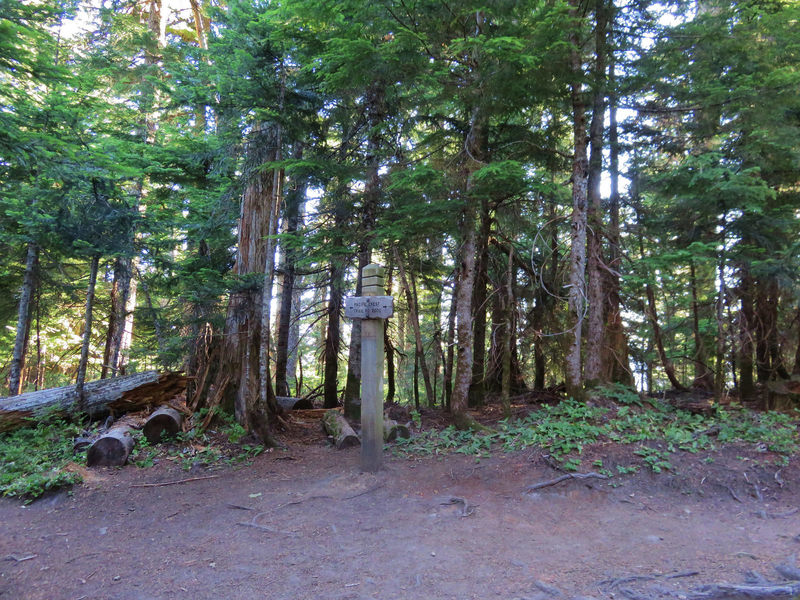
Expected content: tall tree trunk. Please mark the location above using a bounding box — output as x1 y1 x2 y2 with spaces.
8 243 39 396
396 250 435 408
212 124 280 440
603 72 633 386
645 284 686 390
500 245 514 418
738 269 756 401
323 199 347 409
754 277 786 384
584 0 608 388
468 200 491 407
257 145 283 436
792 306 800 377
343 260 366 417
690 260 714 390
343 80 384 418
102 256 133 378
76 255 101 409
274 146 305 397
443 276 457 410
385 323 395 403
714 243 728 395
565 6 589 400
451 84 488 427
452 201 478 426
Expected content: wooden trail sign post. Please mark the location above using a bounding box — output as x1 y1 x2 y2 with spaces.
344 263 393 472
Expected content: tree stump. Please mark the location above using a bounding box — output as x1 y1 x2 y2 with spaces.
142 406 183 443
322 410 360 449
384 419 410 442
277 396 314 411
87 426 135 467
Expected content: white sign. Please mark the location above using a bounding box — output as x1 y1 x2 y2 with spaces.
344 296 394 319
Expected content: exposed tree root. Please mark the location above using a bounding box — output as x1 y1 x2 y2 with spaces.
526 472 608 491
686 581 800 599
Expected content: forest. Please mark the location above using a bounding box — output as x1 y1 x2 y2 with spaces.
1 0 799 441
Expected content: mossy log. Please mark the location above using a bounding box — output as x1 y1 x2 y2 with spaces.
0 371 187 433
142 406 183 443
277 396 314 411
322 410 360 449
87 426 135 467
383 419 410 442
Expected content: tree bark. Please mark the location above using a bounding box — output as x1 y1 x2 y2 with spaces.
102 256 134 379
645 283 686 390
565 6 589 400
501 245 514 418
738 268 756 401
603 74 633 386
396 250 435 408
468 200 491 407
690 260 714 390
343 259 366 418
792 306 800 377
257 131 283 437
443 276 458 409
584 0 608 388
8 242 39 397
274 146 305 397
76 255 101 410
451 92 487 427
212 123 280 441
452 203 478 425
323 251 346 409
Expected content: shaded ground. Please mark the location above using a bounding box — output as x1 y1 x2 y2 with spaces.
1 420 799 600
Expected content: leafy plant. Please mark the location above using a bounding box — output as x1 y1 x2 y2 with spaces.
0 414 85 501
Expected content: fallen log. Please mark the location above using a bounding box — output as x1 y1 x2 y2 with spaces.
322 410 360 449
277 396 314 411
383 419 410 442
142 406 183 443
0 372 187 433
87 426 135 467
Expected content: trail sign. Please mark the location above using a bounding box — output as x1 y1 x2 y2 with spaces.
344 296 394 320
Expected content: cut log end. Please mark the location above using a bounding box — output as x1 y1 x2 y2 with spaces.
87 427 135 467
384 419 410 442
142 406 183 443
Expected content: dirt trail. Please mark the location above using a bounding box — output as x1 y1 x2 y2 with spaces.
1 441 799 600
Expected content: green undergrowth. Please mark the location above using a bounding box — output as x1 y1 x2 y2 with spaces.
0 412 85 502
394 392 800 474
0 409 263 502
129 411 264 471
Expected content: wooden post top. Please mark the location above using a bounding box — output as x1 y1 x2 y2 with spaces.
362 263 384 297
362 263 384 278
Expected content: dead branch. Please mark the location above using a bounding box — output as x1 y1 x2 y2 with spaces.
4 554 36 562
439 496 475 517
526 472 608 491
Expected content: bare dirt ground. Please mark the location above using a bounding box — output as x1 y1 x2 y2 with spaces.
1 421 799 600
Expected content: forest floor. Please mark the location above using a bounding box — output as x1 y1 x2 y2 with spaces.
1 407 799 600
